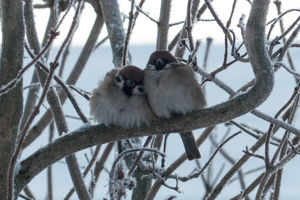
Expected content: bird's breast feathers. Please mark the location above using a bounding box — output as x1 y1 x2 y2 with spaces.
92 92 152 128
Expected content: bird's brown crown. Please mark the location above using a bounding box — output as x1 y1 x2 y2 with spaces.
119 65 144 84
147 51 177 66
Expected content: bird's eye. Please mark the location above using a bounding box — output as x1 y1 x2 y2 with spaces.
155 58 165 68
115 76 122 83
137 86 144 93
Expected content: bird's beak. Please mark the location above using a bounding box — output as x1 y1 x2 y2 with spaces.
155 58 165 70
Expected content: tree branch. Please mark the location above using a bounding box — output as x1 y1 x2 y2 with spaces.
99 0 125 67
207 0 272 199
156 0 171 50
0 0 24 199
23 13 104 148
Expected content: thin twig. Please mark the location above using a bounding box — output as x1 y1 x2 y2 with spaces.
229 166 265 184
264 83 300 168
244 146 265 161
230 173 265 200
267 9 300 40
177 131 241 182
210 56 239 77
277 62 300 80
271 97 299 166
168 32 181 51
272 95 299 200
132 0 146 28
69 85 91 100
8 44 60 200
175 0 200 57
122 0 135 66
186 0 195 51
256 84 300 199
204 0 233 43
64 145 101 200
88 143 114 197
109 148 164 200
47 122 55 200
25 44 89 123
230 120 261 139
187 40 201 65
23 5 103 150
274 144 300 171
37 1 92 199
194 65 300 136
278 23 300 60
221 0 237 67
268 16 300 55
223 35 229 67
128 136 153 176
273 0 297 76
226 0 237 28
23 187 36 200
135 4 158 24
145 127 215 200
209 130 249 200
93 35 109 51
196 0 212 19
19 194 33 200
0 31 58 96
161 134 169 168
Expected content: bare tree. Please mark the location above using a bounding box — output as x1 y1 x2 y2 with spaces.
0 0 300 199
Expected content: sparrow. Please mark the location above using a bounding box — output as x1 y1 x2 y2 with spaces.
144 50 206 160
90 65 155 129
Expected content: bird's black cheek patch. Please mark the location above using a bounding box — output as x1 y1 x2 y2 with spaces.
155 65 164 71
122 86 133 97
115 76 122 83
137 87 144 93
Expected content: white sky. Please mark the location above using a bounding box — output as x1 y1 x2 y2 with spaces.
28 0 300 47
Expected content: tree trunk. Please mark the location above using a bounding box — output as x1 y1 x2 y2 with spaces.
0 0 24 199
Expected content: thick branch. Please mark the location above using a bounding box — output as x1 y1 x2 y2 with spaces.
14 93 262 193
99 0 125 67
21 0 42 130
156 0 171 50
0 0 24 199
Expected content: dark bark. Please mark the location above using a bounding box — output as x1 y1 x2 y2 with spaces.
0 0 24 199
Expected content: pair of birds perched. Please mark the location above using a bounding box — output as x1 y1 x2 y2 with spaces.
89 51 206 160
